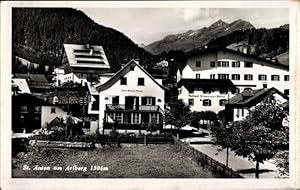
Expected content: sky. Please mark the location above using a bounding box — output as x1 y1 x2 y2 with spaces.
79 8 289 45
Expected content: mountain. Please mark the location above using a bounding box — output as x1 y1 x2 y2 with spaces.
12 8 156 74
207 24 289 59
145 19 254 55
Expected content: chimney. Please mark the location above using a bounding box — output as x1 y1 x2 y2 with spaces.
90 49 93 55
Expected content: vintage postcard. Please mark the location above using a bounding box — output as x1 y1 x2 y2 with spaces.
1 1 299 190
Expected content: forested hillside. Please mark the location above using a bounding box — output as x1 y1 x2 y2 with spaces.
12 8 156 74
207 25 289 59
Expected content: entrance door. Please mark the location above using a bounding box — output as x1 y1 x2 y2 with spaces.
125 96 139 110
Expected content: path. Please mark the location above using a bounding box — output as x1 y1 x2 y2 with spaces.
182 137 281 178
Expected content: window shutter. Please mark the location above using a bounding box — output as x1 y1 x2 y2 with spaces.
152 97 156 105
141 97 147 105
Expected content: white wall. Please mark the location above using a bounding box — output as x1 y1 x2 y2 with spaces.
41 106 67 128
178 85 233 113
98 65 165 131
181 51 289 93
53 68 65 86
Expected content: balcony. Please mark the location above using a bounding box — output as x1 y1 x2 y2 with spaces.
105 104 163 114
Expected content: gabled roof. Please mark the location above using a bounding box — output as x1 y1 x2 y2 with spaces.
63 44 110 69
97 59 169 92
14 73 51 90
11 79 31 94
12 93 54 106
14 73 49 83
46 87 89 105
180 47 288 71
178 79 235 91
227 87 288 107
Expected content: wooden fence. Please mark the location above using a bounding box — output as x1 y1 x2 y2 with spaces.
174 138 243 178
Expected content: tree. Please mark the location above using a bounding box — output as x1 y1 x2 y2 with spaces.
165 99 195 131
211 96 289 178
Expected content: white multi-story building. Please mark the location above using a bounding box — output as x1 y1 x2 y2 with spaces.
96 60 168 134
53 44 111 86
177 47 289 113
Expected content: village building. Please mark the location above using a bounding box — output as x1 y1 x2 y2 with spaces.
45 82 90 120
53 66 65 86
225 87 288 122
177 47 289 113
96 60 168 134
12 93 67 133
178 79 236 112
11 78 31 95
60 44 110 84
13 73 52 93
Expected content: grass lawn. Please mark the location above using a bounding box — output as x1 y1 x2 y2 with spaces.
12 144 218 178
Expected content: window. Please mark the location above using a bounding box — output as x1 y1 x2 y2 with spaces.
20 106 28 113
138 78 144 86
258 75 267 81
34 106 41 113
263 84 268 88
107 113 123 123
112 96 119 105
231 87 240 94
284 89 289 96
51 107 56 113
196 74 201 79
284 75 289 81
203 99 211 106
53 96 58 104
271 75 280 81
244 61 253 68
210 74 215 79
210 61 215 67
142 97 155 105
120 77 127 85
196 61 201 67
149 113 159 124
217 61 229 67
218 74 229 80
231 74 240 80
34 116 40 122
220 88 228 94
130 66 135 71
219 99 226 106
244 74 253 80
232 61 240 67
132 113 141 124
115 113 123 123
188 99 194 106
203 88 213 94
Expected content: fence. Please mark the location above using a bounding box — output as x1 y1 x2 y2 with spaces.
29 140 94 149
174 138 243 178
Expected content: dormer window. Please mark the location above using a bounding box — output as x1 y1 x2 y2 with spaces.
53 96 58 104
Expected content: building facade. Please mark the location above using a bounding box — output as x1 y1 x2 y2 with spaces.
62 44 110 83
96 60 168 134
177 47 289 113
178 79 235 112
12 93 67 133
225 87 288 122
